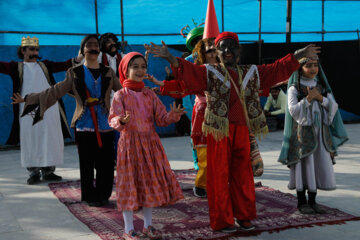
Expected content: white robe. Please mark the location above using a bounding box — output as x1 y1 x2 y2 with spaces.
19 62 64 167
287 77 338 191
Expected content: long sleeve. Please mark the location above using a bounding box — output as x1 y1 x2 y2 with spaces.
263 95 273 111
287 86 312 126
152 92 182 127
321 93 338 125
43 59 75 73
171 58 208 94
0 61 13 75
257 53 300 90
23 69 73 123
108 90 126 132
271 90 287 115
160 80 189 98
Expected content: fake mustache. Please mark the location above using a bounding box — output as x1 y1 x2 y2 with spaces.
29 55 41 60
109 43 118 50
86 50 100 54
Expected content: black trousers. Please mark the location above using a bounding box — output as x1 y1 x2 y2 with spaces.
75 130 115 202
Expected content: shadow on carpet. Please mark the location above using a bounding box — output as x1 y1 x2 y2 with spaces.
48 169 360 240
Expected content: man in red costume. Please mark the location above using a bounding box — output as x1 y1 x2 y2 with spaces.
145 32 320 232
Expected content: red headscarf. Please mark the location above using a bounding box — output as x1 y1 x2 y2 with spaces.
118 52 146 90
214 31 239 46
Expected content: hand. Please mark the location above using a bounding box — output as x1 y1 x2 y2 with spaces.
11 93 25 104
264 110 271 116
119 110 130 124
151 87 162 95
144 41 169 58
144 41 179 67
145 74 164 87
169 102 186 115
294 44 321 61
306 87 321 103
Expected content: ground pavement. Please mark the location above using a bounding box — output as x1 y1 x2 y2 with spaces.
0 124 359 240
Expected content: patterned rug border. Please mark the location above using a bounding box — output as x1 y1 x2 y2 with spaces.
48 170 360 240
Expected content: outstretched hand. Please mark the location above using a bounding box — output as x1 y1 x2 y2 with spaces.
294 44 321 61
304 44 321 59
119 110 131 124
169 102 186 115
11 93 25 104
144 41 171 59
145 74 164 87
144 41 179 67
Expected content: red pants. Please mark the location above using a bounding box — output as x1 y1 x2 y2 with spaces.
206 124 256 230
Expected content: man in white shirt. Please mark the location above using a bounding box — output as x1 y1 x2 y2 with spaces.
264 85 287 130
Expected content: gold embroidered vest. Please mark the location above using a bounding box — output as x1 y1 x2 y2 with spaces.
202 64 268 141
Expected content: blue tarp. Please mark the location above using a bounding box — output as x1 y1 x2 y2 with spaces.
1 0 359 45
1 0 359 145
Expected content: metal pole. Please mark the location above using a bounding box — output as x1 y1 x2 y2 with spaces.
258 0 262 65
221 0 224 32
286 0 292 43
322 0 325 41
258 0 262 41
95 0 99 35
120 0 125 42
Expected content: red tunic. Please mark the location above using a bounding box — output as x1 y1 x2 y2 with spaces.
170 54 300 230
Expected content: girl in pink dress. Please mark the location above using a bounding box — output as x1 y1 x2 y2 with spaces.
108 52 185 240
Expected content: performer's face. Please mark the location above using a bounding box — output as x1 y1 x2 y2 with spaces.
84 37 100 60
22 46 40 62
217 39 240 67
105 38 117 56
301 59 319 79
204 39 217 64
127 57 147 82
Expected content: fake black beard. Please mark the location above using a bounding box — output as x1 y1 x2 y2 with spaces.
106 44 118 57
87 50 100 55
29 55 41 60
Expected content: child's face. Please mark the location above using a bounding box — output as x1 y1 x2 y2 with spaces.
127 57 147 82
301 59 319 79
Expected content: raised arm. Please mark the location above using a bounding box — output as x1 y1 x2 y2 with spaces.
257 44 321 90
13 69 73 124
145 41 208 94
43 50 84 73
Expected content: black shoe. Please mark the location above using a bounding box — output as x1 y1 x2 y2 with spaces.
43 173 62 181
310 204 326 214
236 220 255 231
193 187 207 198
298 204 316 214
27 175 41 185
218 226 238 233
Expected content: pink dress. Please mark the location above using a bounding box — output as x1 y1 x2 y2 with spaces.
108 87 184 211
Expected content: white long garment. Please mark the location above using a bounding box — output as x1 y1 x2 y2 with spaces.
287 77 338 191
19 62 64 167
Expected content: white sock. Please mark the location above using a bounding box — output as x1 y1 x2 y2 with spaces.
143 207 153 228
122 210 134 234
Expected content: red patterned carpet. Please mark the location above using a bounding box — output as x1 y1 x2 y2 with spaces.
48 170 360 240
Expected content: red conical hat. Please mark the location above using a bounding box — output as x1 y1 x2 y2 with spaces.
203 0 220 39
